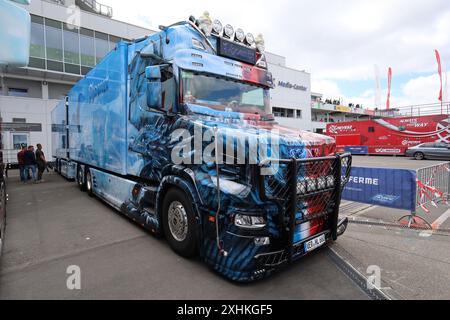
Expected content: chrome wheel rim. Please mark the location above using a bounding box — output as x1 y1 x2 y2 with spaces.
78 169 83 185
86 172 91 190
168 201 188 242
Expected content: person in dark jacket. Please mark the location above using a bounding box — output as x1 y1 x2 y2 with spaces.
17 144 27 183
35 144 47 182
23 146 37 183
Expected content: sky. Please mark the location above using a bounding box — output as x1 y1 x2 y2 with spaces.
101 0 450 109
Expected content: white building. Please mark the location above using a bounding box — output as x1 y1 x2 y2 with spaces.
267 53 313 132
0 0 314 164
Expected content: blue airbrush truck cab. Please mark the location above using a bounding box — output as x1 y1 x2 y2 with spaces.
52 14 352 282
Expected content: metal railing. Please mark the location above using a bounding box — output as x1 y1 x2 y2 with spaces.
0 150 19 166
76 0 113 17
416 162 450 213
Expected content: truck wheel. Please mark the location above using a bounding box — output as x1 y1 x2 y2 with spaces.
86 169 94 197
77 166 86 191
414 152 425 160
162 188 198 258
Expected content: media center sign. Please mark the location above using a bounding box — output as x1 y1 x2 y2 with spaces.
277 80 308 91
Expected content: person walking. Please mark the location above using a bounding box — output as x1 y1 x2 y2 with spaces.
35 144 47 182
17 144 27 183
23 146 37 183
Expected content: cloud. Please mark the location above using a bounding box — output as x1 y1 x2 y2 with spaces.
100 0 449 106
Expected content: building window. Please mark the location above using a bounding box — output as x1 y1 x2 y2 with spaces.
80 28 95 67
95 31 110 64
63 24 80 65
8 88 28 97
30 15 45 59
109 35 121 50
296 110 302 118
12 118 26 123
272 107 297 118
45 19 63 62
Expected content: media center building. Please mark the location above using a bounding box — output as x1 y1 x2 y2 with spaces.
0 0 314 164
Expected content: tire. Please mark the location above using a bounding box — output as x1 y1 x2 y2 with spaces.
414 152 425 160
77 165 86 192
86 168 94 197
162 188 198 258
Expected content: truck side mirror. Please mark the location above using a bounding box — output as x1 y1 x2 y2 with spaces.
145 66 162 109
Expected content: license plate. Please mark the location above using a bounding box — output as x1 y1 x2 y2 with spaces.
304 234 326 253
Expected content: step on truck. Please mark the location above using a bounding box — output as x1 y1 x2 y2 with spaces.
51 13 352 282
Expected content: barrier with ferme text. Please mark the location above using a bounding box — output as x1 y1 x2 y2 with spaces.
342 167 417 211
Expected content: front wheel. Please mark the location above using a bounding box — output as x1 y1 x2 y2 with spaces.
162 188 198 258
414 152 425 160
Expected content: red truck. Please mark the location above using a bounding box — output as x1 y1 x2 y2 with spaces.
327 114 450 155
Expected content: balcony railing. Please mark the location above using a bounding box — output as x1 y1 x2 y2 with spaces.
75 0 113 18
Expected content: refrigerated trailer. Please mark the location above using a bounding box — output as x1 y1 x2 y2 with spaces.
327 114 450 155
52 15 351 281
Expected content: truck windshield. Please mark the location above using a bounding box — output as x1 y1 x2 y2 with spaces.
181 70 270 115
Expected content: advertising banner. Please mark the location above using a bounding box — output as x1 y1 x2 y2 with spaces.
344 146 369 155
343 167 417 211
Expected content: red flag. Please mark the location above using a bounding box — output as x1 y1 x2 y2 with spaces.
387 67 392 110
435 49 443 102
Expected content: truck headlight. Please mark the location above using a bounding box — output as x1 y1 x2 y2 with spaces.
235 214 266 229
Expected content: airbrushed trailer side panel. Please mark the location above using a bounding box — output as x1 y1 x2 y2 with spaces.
68 42 128 175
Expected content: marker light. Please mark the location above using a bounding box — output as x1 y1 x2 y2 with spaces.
245 33 255 46
224 24 234 39
255 33 265 53
212 19 223 35
235 28 245 42
197 11 212 37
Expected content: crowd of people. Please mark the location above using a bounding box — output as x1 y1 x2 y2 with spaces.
16 144 48 184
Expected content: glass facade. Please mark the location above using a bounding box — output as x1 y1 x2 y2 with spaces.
28 14 128 75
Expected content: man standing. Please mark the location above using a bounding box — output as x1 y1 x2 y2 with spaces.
23 146 37 183
17 144 27 183
35 144 47 182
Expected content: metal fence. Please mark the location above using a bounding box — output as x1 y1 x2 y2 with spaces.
416 162 450 213
0 150 18 165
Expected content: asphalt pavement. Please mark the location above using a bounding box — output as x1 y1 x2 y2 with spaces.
0 172 368 300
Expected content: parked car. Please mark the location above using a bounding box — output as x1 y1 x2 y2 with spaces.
406 143 450 160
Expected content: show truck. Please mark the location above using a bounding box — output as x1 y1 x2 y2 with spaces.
327 114 450 156
52 13 352 281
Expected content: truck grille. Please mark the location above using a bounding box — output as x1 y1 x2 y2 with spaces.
258 154 352 261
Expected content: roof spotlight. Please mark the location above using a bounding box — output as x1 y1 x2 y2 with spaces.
212 19 223 35
235 28 245 42
224 24 234 39
245 33 255 46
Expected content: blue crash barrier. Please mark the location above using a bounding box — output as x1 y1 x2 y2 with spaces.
342 167 417 211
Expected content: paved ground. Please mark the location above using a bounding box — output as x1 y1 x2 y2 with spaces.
351 155 447 169
337 156 450 299
0 172 368 300
2 156 450 300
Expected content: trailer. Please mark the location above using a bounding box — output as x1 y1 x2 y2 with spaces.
327 114 450 155
52 14 351 282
